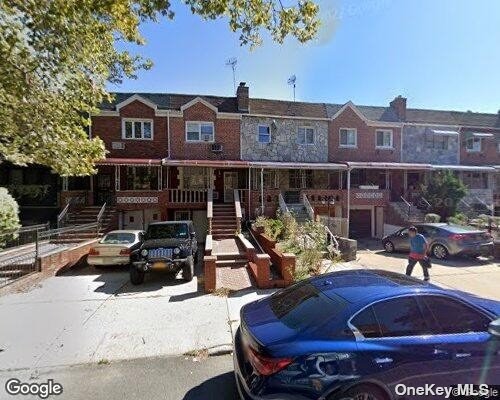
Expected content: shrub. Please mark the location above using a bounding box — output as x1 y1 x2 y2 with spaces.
0 187 21 247
424 213 441 223
447 213 468 226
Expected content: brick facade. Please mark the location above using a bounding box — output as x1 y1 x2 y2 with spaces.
169 101 241 160
459 127 500 166
92 100 168 159
329 107 401 163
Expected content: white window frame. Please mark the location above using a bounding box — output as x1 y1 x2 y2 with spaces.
339 128 357 148
375 129 393 149
185 121 215 143
466 137 482 152
298 126 315 145
122 118 153 140
258 124 271 144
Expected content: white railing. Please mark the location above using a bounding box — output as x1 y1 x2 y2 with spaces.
96 202 107 233
168 189 207 204
278 193 289 214
301 193 315 221
57 198 72 229
207 189 213 235
234 189 242 234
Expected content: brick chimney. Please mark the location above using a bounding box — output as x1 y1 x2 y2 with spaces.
390 95 407 121
236 82 249 113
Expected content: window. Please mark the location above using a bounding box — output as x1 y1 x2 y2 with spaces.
186 122 214 142
371 297 431 337
462 172 488 189
289 170 313 189
421 296 490 334
339 128 357 147
466 137 482 152
298 127 315 145
125 166 158 190
426 135 449 150
182 167 208 190
351 306 381 338
122 119 153 140
376 130 393 148
258 125 271 143
174 210 191 221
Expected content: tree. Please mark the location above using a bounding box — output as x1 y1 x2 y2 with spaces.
0 187 20 247
0 0 319 176
420 171 467 220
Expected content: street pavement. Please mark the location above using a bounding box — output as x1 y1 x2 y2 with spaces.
0 354 237 400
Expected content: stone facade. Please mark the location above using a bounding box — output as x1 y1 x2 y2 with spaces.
241 116 328 162
402 125 459 164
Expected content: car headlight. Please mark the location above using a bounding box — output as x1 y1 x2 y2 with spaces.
173 247 181 255
141 249 148 257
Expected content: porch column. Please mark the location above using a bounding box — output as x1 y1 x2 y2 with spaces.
403 170 408 191
158 165 162 191
62 176 68 191
346 169 351 238
260 168 264 215
115 165 120 191
248 167 251 219
385 170 390 189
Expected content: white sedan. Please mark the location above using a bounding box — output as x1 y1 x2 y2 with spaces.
88 230 144 267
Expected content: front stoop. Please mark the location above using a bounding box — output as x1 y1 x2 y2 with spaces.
211 204 238 240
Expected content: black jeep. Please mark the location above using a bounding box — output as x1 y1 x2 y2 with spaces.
130 221 198 285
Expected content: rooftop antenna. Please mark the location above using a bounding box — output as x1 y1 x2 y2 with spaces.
288 75 297 102
226 57 238 93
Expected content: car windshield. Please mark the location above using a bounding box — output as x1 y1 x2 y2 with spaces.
146 223 189 239
101 232 136 244
269 282 347 331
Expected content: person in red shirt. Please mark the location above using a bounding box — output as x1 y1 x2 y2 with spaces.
406 226 431 281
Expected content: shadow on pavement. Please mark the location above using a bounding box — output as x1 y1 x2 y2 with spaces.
182 372 238 400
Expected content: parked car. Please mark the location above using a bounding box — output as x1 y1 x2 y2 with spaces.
382 223 494 259
129 221 198 285
88 230 144 267
234 269 500 400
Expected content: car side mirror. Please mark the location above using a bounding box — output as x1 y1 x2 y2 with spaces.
488 318 500 337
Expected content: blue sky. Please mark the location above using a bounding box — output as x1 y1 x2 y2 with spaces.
111 0 500 113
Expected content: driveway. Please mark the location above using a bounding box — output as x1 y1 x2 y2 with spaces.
354 240 500 300
0 256 273 371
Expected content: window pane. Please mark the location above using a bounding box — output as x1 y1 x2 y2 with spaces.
351 306 381 338
422 296 490 334
125 121 133 138
186 123 199 141
259 134 270 143
134 122 142 138
347 131 356 145
201 124 213 141
306 129 314 144
372 297 430 337
298 128 305 144
187 131 199 141
143 122 152 138
259 125 270 135
340 130 348 145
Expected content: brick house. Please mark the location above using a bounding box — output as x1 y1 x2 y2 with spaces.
57 83 500 240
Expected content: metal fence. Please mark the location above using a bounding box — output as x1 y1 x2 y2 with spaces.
0 222 99 288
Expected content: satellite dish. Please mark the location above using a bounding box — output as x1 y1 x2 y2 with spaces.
287 75 297 101
226 57 238 93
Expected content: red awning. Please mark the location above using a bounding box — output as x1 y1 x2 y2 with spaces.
97 158 163 166
163 159 251 168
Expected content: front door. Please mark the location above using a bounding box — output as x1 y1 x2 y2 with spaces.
223 172 238 203
95 174 112 205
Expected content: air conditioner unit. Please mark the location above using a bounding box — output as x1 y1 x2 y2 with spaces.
211 143 223 153
111 142 125 150
202 134 212 142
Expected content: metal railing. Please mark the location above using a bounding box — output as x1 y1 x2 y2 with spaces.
57 198 73 229
400 195 412 220
301 193 315 221
207 189 213 235
96 202 107 232
278 193 289 214
167 189 207 204
1 223 50 251
234 189 242 234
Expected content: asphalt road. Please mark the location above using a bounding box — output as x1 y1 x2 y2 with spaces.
0 354 238 400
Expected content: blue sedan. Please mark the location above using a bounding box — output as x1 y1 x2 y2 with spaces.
234 269 500 400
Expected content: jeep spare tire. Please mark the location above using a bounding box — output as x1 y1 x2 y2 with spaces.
130 265 145 285
182 256 194 282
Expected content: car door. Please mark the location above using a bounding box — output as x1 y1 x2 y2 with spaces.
352 296 452 398
417 295 499 386
393 228 410 251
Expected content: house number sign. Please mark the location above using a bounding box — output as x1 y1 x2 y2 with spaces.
354 192 383 199
116 196 159 204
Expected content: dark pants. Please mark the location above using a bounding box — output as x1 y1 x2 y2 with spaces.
406 257 431 279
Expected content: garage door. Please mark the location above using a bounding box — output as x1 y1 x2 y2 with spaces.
349 209 372 238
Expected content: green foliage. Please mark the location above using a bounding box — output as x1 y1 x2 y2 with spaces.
0 0 319 177
424 213 441 223
420 171 467 220
0 187 21 247
7 184 49 200
447 213 469 226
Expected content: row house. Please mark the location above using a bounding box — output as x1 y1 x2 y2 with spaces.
58 83 500 240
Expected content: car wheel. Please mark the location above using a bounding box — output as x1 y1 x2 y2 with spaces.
432 243 449 259
182 256 194 282
333 384 388 400
383 241 395 253
129 265 145 285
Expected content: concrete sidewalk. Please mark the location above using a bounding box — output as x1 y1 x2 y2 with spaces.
0 265 272 371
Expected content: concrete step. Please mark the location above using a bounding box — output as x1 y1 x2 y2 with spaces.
212 234 236 240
